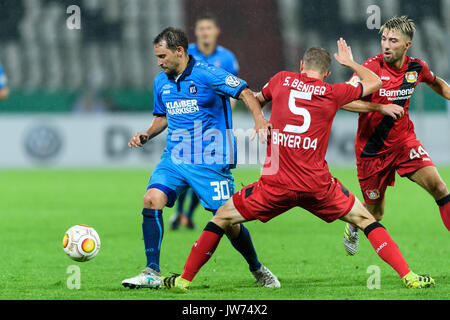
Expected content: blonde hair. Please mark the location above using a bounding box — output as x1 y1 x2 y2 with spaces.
380 16 416 41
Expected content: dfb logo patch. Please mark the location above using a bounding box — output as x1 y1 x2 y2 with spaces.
225 75 241 88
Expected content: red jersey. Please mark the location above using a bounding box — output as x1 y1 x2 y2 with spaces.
349 53 436 158
260 71 363 192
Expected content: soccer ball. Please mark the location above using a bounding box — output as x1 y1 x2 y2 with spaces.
63 225 101 262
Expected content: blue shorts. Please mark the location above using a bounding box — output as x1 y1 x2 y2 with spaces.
147 152 235 211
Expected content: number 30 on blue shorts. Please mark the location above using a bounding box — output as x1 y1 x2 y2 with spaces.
147 153 235 212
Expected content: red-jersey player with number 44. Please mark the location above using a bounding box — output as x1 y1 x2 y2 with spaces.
341 16 450 257
162 38 434 291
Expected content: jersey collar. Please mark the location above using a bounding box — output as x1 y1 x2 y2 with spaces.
167 55 196 82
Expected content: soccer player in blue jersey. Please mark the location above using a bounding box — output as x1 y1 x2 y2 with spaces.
0 63 9 99
122 27 279 289
171 13 241 231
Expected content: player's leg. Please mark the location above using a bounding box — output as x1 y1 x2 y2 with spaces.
164 198 246 291
185 190 200 229
122 157 186 289
341 198 435 288
343 156 394 255
186 167 272 281
170 189 187 230
164 179 287 290
404 166 450 231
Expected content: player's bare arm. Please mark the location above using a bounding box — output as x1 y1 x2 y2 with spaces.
239 88 272 142
0 87 9 100
427 76 450 100
251 90 268 108
341 101 405 120
334 38 382 97
128 115 168 148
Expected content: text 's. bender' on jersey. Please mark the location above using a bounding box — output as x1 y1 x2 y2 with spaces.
349 53 436 158
152 56 248 169
260 71 363 193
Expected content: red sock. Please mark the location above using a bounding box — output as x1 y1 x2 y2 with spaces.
182 222 224 282
437 194 450 231
364 222 410 278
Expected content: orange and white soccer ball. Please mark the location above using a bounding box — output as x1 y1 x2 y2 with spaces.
63 225 101 262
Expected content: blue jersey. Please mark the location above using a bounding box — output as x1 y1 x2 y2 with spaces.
188 43 239 76
153 56 247 169
0 64 7 89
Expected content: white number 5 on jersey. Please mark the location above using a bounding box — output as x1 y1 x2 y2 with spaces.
284 89 312 134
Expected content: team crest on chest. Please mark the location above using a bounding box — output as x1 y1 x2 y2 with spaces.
189 83 198 95
405 71 418 83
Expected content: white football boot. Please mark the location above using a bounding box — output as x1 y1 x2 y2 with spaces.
122 267 162 289
252 265 281 288
343 223 359 256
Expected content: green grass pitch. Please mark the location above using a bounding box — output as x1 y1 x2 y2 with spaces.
0 167 448 300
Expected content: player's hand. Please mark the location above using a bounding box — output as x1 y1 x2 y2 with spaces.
128 132 149 148
334 38 354 67
380 104 405 120
251 116 273 143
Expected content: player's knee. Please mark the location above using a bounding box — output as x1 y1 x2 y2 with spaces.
143 191 166 209
366 205 384 221
211 207 233 230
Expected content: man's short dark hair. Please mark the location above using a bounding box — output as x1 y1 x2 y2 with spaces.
195 13 219 27
153 27 189 52
303 47 331 74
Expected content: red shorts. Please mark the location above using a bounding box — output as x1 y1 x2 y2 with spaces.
232 177 355 223
357 139 435 204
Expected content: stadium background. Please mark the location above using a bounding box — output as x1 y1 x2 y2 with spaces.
0 0 448 167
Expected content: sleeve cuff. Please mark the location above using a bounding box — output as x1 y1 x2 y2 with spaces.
261 89 271 102
233 84 248 99
358 82 364 99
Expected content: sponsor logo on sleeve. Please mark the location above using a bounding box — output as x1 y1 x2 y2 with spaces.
225 75 241 88
366 189 380 200
346 75 361 88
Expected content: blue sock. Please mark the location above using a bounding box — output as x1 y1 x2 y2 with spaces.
176 190 187 216
229 224 262 272
186 192 200 219
142 208 164 273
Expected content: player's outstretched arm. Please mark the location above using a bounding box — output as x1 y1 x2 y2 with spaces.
334 38 382 97
239 88 272 142
427 76 450 100
341 101 404 120
128 115 168 148
252 90 269 108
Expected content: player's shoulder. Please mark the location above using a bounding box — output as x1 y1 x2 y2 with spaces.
153 71 168 89
188 43 198 51
215 46 238 62
363 53 383 67
272 70 296 81
216 45 235 56
407 55 430 69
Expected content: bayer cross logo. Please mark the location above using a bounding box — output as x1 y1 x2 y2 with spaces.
225 75 241 88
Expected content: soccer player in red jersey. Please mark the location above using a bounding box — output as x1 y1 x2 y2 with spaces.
341 16 450 256
162 38 434 291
